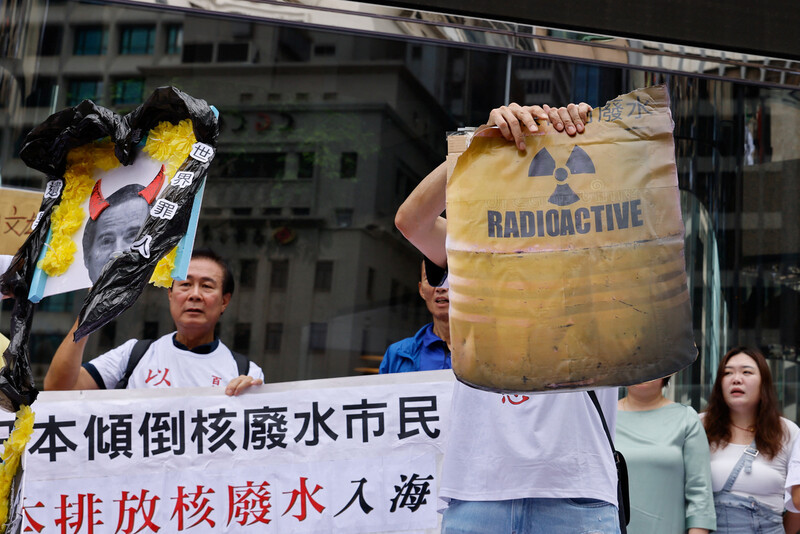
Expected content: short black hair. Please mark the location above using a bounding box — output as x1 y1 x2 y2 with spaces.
191 248 235 296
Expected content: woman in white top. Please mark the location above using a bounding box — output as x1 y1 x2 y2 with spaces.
702 346 800 533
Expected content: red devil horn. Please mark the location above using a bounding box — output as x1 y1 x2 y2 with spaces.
89 179 110 220
138 165 165 205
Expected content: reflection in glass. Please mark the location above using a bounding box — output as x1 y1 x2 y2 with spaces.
0 0 798 416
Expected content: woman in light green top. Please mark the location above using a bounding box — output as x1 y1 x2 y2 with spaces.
616 376 717 534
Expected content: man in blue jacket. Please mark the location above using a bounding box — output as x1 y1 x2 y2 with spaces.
380 258 451 373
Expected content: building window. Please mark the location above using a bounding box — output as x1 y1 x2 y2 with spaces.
314 44 335 56
263 153 287 179
73 26 106 55
112 79 144 106
298 152 315 179
390 278 400 307
234 323 251 353
1 176 41 189
295 93 310 102
182 43 213 63
37 292 74 312
265 322 283 353
395 166 417 200
97 321 117 352
278 26 311 61
519 56 553 70
217 43 249 62
39 25 63 56
340 152 358 178
235 226 248 244
29 333 65 365
361 328 371 357
401 287 413 319
24 76 57 108
66 78 103 106
214 153 285 179
291 207 310 216
262 207 282 216
230 22 253 38
323 92 337 101
366 267 375 299
335 208 353 228
314 261 333 292
267 93 281 102
525 79 551 95
240 153 285 179
143 321 159 340
165 24 183 55
270 259 288 292
239 259 257 289
119 25 155 55
309 322 327 354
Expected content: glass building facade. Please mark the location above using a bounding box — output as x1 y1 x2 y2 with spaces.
1 0 799 416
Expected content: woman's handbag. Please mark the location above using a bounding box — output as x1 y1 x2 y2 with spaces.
588 390 630 533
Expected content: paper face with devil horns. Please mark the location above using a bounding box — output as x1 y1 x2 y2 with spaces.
0 87 217 411
47 155 168 296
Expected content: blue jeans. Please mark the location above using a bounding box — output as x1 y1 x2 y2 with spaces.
713 491 783 534
441 498 621 534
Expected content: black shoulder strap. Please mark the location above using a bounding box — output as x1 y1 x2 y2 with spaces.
587 390 614 451
587 390 630 531
231 350 249 377
115 339 155 389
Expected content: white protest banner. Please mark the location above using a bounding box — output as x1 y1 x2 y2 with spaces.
1 370 455 534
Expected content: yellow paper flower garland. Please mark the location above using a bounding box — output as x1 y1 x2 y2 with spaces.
0 405 35 533
40 141 117 276
144 119 196 287
142 118 196 178
39 119 197 286
149 246 178 287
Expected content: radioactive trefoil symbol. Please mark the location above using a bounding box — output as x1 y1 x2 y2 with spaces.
528 146 595 206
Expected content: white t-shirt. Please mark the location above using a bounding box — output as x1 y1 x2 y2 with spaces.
439 381 619 506
707 417 799 514
85 333 264 389
0 255 12 274
785 431 800 512
0 255 11 301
